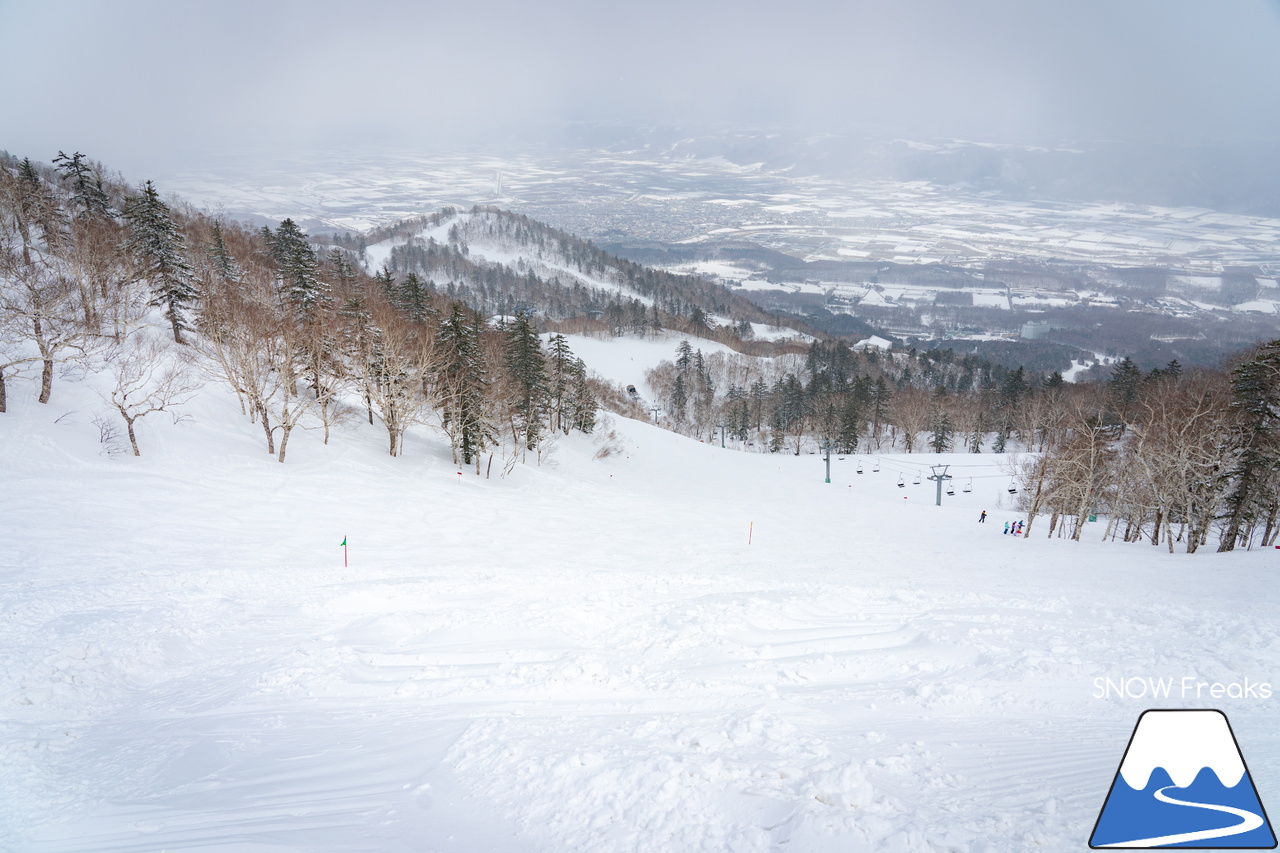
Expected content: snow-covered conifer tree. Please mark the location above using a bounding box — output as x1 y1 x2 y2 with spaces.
670 373 688 423
929 409 955 453
568 357 596 434
503 312 549 453
53 151 111 219
438 303 492 466
398 273 431 325
837 396 862 453
546 333 575 433
123 181 196 343
1219 341 1280 551
270 219 328 317
207 222 242 285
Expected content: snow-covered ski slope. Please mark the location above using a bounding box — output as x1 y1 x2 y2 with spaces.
2 340 1278 852
365 209 653 307
362 208 811 343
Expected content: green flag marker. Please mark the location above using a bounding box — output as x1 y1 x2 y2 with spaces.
340 536 347 546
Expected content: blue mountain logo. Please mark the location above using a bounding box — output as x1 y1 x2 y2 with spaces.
1090 709 1276 848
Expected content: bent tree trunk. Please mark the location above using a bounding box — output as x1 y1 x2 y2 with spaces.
277 425 292 463
258 404 275 455
124 416 140 456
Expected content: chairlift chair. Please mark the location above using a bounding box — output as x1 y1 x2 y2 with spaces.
897 474 905 488
913 472 921 485
856 461 863 474
873 460 880 473
946 483 955 496
1007 478 1018 495
963 478 973 493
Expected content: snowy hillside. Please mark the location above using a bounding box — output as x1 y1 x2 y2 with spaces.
2 336 1278 853
359 207 805 342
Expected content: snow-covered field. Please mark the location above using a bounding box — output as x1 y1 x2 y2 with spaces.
547 332 736 396
153 147 1280 271
3 347 1278 852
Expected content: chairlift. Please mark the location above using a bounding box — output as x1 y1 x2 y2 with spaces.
913 472 922 485
963 478 973 494
1007 478 1018 495
873 460 880 473
946 483 956 496
856 461 863 474
897 474 905 488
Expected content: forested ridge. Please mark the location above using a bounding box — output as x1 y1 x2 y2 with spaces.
342 205 794 350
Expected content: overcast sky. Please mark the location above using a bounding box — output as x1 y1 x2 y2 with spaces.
3 0 1279 175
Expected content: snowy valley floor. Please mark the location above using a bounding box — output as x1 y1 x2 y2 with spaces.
2 378 1278 852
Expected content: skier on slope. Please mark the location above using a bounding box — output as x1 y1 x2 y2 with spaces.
979 510 987 523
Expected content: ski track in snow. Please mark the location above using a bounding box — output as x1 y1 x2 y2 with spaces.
2 356 1279 852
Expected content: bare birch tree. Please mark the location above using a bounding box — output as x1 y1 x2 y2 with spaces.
102 333 202 456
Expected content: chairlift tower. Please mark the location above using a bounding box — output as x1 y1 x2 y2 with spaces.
822 440 833 483
927 463 953 507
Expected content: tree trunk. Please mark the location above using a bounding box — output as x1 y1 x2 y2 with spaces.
277 426 291 463
39 359 53 404
0 372 6 413
169 297 184 344
29 308 55 403
259 405 275 454
1071 494 1092 540
1024 477 1045 537
124 414 140 456
1187 529 1201 554
1262 501 1279 547
117 409 141 455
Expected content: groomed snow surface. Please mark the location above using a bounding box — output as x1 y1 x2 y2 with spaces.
2 347 1278 852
